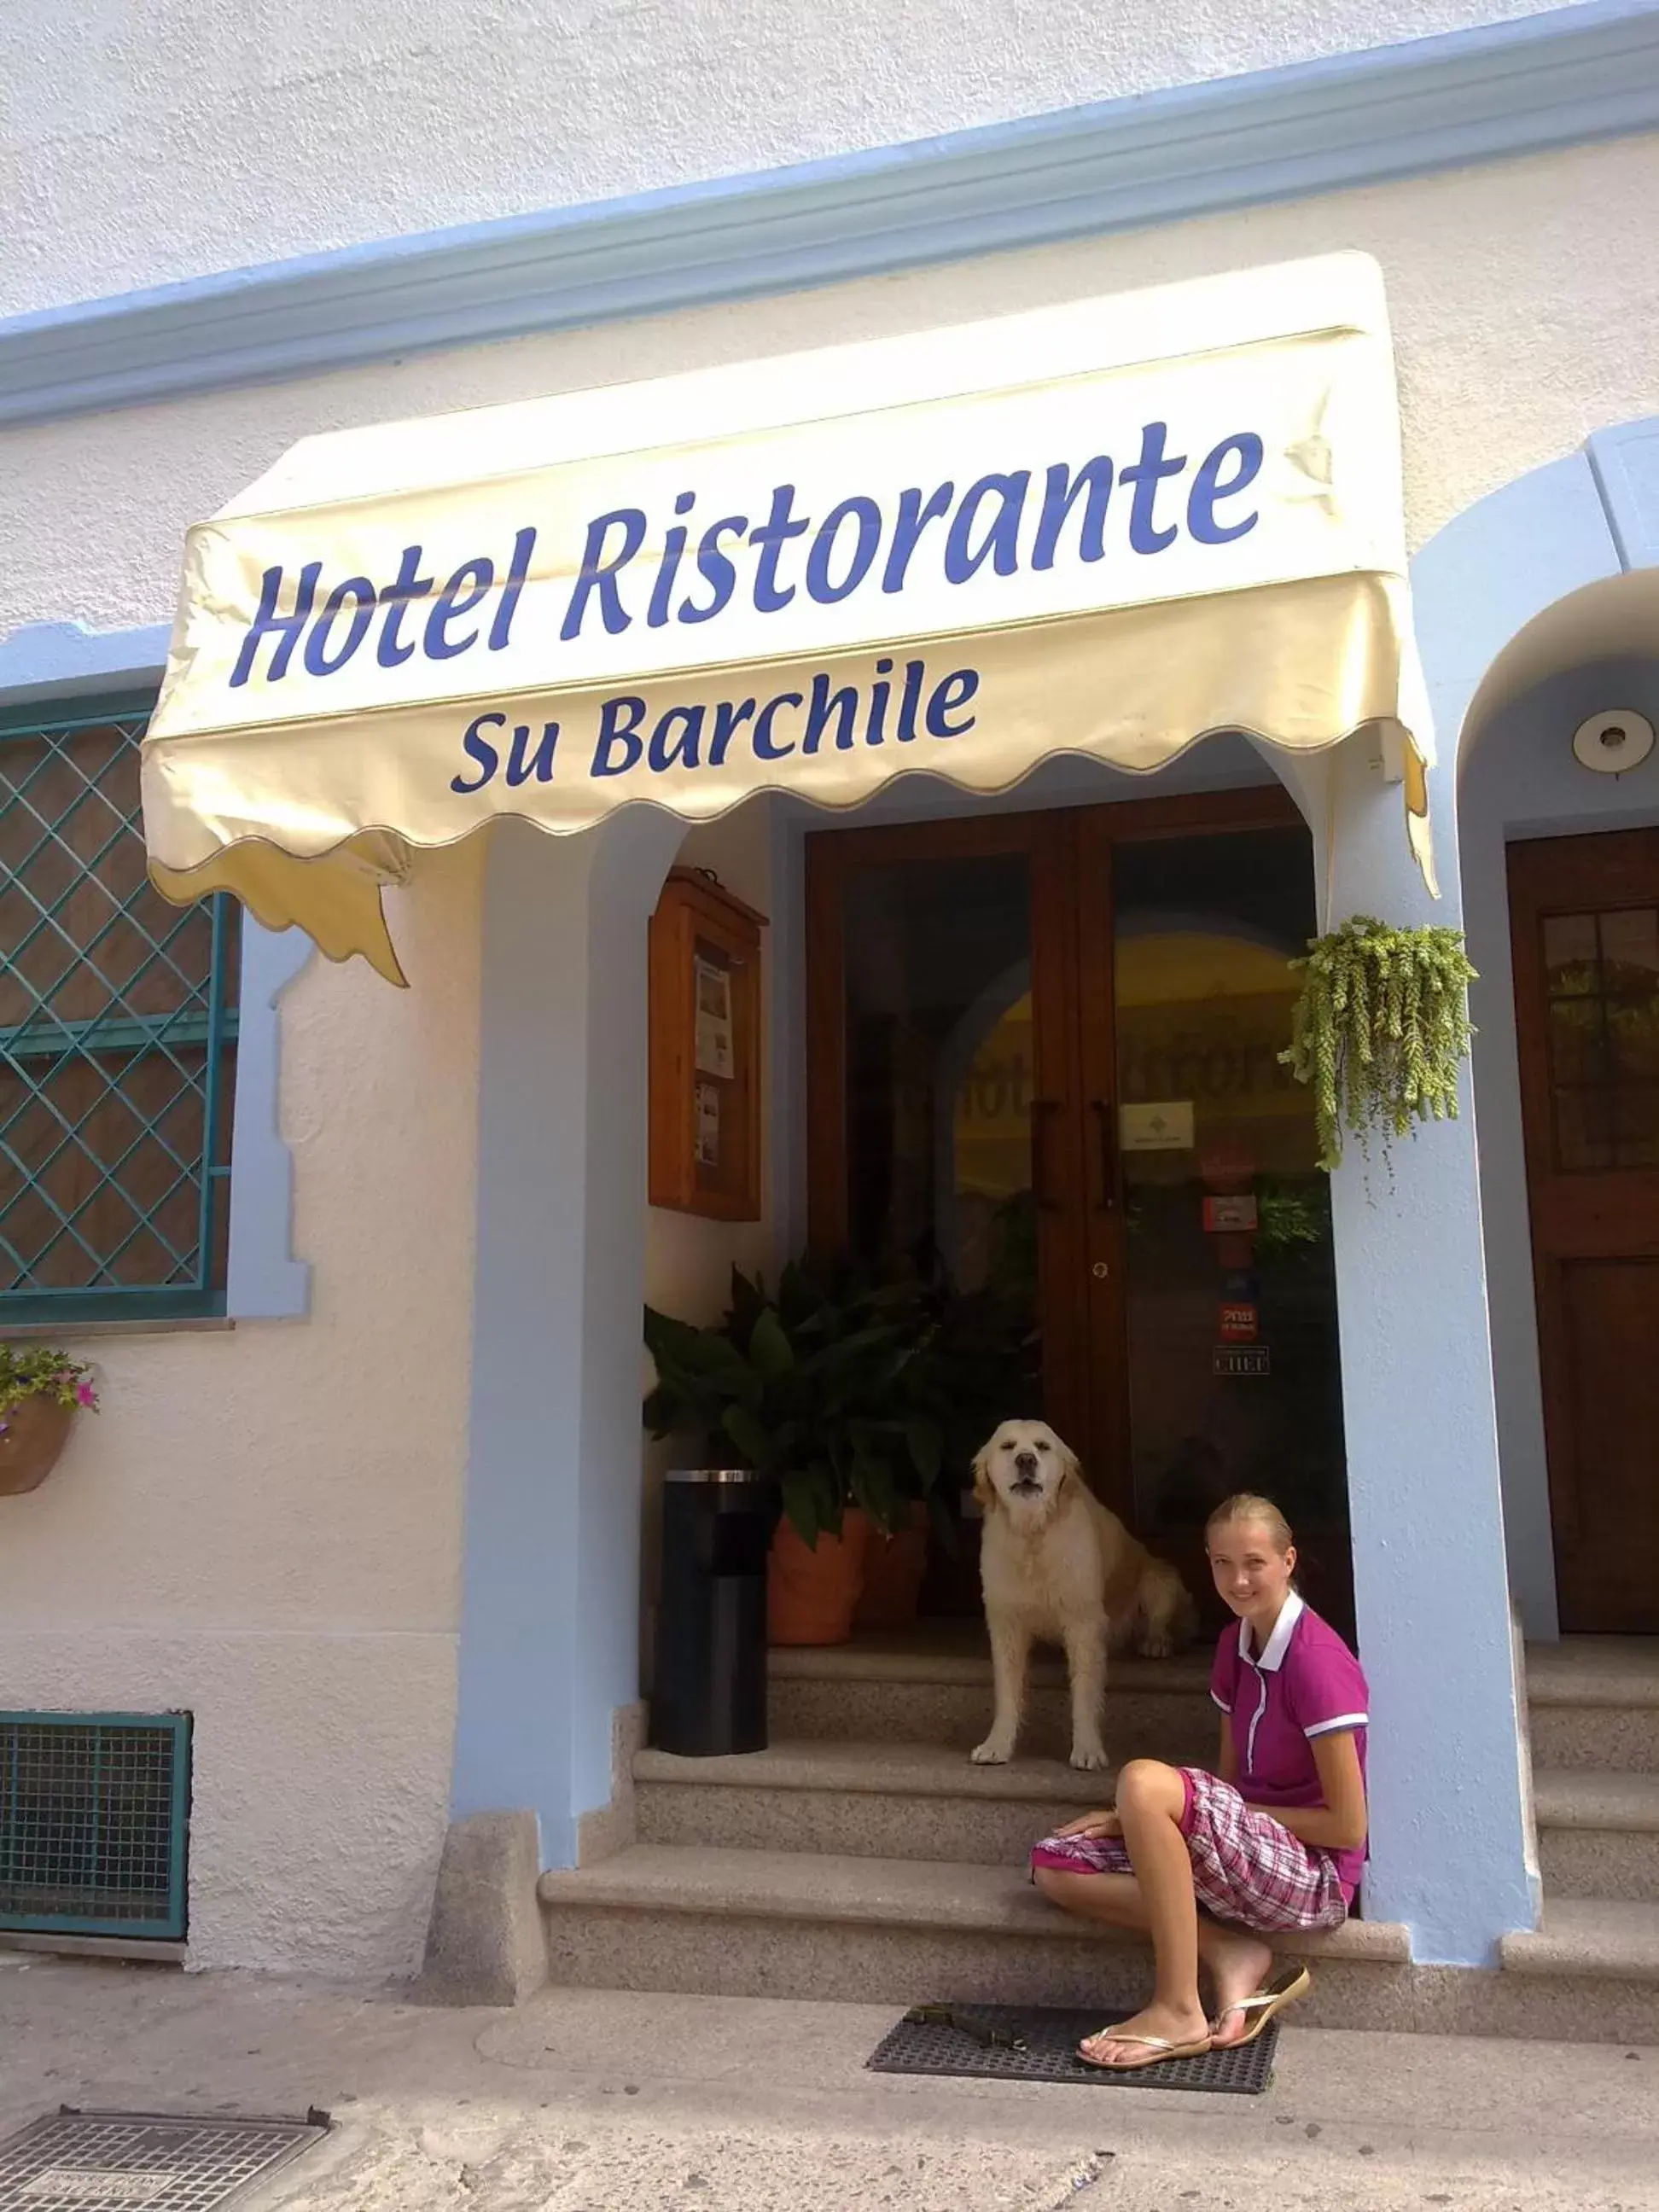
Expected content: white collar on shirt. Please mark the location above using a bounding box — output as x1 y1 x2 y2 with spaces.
1237 1588 1306 1671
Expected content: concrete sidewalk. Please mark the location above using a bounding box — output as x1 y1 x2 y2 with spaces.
2 1955 1656 2211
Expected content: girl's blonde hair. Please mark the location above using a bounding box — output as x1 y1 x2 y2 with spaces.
1205 1493 1295 1553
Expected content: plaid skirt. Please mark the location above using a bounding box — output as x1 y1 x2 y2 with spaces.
1029 1767 1348 1935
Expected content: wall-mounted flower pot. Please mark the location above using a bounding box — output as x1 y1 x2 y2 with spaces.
0 1397 74 1495
767 1506 871 1646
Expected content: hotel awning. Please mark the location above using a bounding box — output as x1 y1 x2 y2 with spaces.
143 252 1435 985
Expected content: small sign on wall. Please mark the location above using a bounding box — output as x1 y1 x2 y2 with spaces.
1213 1344 1271 1377
1120 1101 1195 1151
694 1081 721 1167
649 867 767 1220
1202 1193 1259 1233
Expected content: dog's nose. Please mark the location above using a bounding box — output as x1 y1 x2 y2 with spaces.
1014 1452 1038 1476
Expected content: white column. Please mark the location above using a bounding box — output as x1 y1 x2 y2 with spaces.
1317 734 1534 1964
451 809 683 1863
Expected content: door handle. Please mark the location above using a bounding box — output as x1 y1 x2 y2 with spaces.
1091 1099 1118 1211
1029 1099 1062 1212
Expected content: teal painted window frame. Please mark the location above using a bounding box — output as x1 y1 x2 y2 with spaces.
0 1709 191 1941
1 691 239 1324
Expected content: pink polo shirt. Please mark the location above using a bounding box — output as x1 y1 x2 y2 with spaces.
1209 1592 1370 1901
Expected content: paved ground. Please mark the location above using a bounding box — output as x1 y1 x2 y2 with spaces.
2 1954 1656 2211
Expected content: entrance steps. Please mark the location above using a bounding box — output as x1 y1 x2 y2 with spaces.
766 1641 1217 1766
1534 1773 1659 1901
538 1629 1659 2041
1502 1637 1659 2030
1527 1639 1659 1772
540 1842 1410 2027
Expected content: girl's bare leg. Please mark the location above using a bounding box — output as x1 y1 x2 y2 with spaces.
1033 1866 1274 2046
1035 1761 1272 2064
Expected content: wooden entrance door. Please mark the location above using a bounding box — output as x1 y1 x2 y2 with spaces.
805 788 1351 1615
1510 830 1659 1633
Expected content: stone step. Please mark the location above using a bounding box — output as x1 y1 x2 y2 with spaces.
541 1841 1407 2023
635 1739 1111 1865
1500 1896 1659 1983
539 1843 1659 2042
1526 1639 1659 1774
1534 1772 1659 1903
766 1641 1216 1766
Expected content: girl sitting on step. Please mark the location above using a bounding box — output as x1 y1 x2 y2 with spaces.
1029 1493 1370 2071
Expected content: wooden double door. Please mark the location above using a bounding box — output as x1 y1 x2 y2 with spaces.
806 788 1352 1615
1510 829 1659 1633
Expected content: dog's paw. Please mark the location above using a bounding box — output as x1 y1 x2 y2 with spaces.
1069 1743 1110 1772
1138 1636 1173 1661
970 1739 1013 1766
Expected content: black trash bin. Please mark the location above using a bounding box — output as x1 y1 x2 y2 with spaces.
651 1468 773 1756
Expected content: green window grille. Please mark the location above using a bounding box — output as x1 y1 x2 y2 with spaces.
0 1711 190 1940
1 694 239 1324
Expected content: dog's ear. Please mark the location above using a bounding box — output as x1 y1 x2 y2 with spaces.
971 1441 1000 1515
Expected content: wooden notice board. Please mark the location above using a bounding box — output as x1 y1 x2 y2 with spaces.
648 866 767 1219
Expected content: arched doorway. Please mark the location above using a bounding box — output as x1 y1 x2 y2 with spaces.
1459 569 1659 1634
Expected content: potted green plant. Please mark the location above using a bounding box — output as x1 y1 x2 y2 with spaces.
1280 916 1476 1173
0 1348 99 1496
645 1258 1033 1644
645 1260 934 1644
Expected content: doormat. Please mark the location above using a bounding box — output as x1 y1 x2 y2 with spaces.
0 2110 329 2212
866 2004 1278 2094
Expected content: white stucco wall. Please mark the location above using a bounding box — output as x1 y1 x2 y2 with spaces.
0 843 483 1976
6 132 1658 664
1 0 1569 316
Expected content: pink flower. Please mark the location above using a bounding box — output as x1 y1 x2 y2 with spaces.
76 1382 97 1408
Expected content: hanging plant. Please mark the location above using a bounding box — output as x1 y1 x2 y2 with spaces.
1280 917 1477 1173
0 1346 99 1498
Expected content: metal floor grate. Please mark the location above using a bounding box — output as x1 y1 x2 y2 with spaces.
0 2112 327 2212
866 2003 1279 2093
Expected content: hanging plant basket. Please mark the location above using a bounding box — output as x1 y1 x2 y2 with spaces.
0 1347 99 1496
1280 917 1476 1173
0 1395 76 1495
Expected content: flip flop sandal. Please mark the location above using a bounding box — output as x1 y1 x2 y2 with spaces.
1211 1963 1312 2049
1076 2030 1214 2072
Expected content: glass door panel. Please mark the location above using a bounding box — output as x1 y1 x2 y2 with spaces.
811 815 1091 1460
1086 822 1349 1617
842 852 1038 1307
810 800 1353 1628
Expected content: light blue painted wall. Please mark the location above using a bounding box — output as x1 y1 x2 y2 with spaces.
224 923 313 1320
1341 412 1659 1953
1315 737 1534 1965
1414 426 1659 1639
1462 660 1659 1641
1418 452 1627 1639
1591 416 1659 570
451 810 684 1855
0 618 307 1322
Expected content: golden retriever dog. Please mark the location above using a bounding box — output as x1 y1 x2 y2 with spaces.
971 1418 1197 1770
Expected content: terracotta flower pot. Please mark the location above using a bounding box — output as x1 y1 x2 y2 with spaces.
767 1505 871 1646
853 1504 930 1631
0 1395 74 1496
